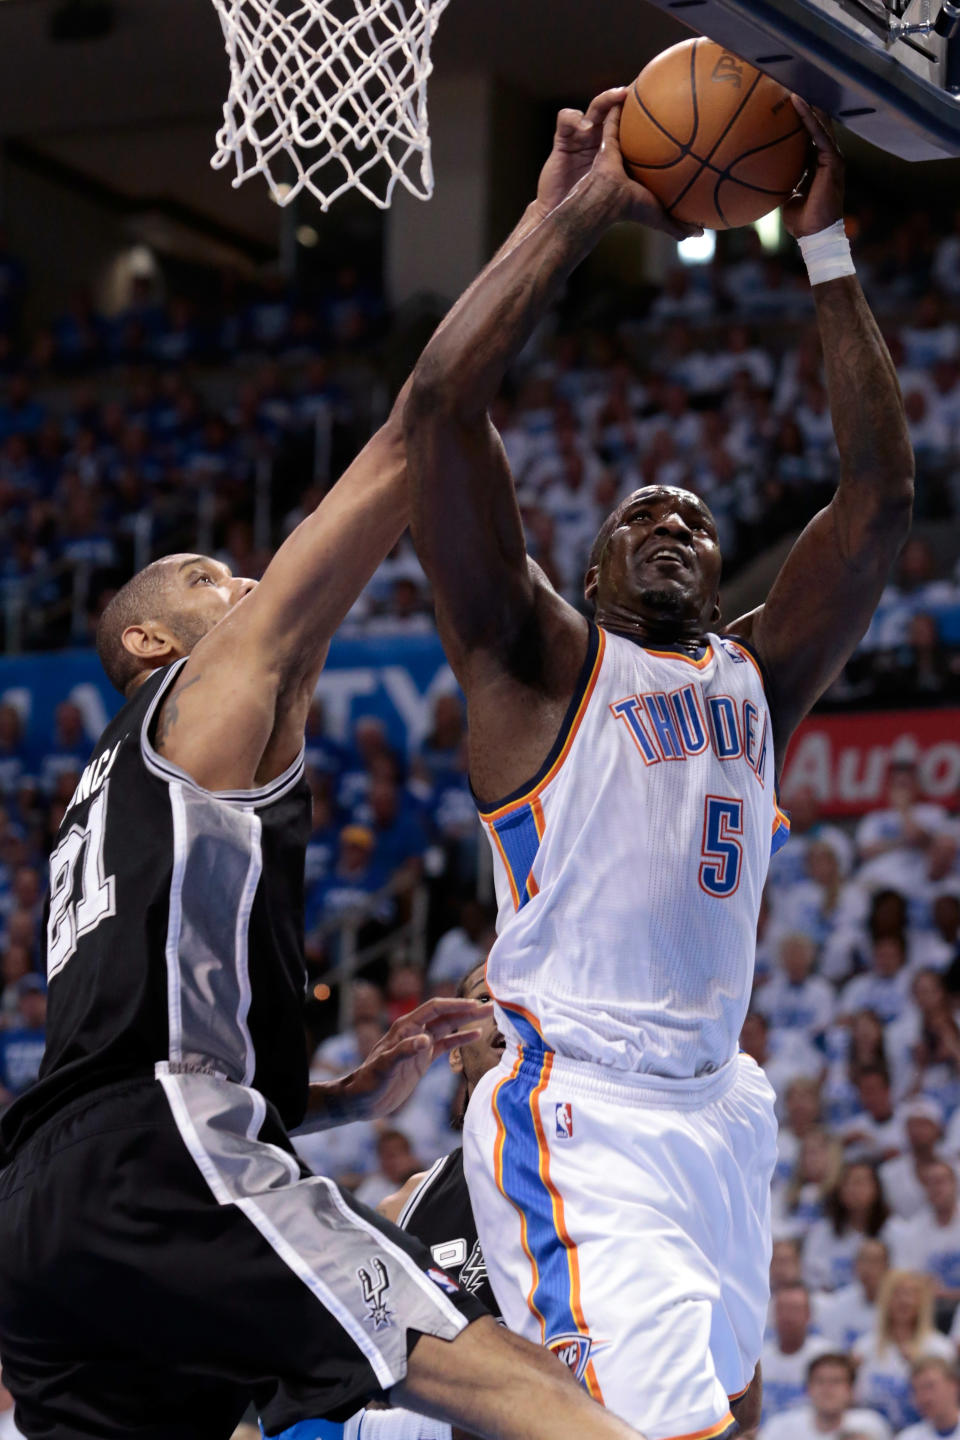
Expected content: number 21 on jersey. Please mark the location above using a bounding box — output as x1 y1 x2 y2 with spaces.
699 794 743 898
47 785 116 979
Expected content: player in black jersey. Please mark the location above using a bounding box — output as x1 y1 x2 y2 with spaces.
0 105 651 1440
272 961 503 1440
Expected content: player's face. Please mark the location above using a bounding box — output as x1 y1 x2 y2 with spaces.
166 554 258 644
451 965 505 1095
587 487 721 632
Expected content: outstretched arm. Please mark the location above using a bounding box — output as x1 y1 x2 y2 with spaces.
729 101 914 768
407 96 695 681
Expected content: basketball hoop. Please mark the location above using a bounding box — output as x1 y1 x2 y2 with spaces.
210 0 450 210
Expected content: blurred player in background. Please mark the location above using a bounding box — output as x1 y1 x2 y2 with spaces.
406 90 914 1439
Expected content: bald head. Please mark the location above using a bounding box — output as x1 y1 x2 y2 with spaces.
586 485 719 584
95 554 220 694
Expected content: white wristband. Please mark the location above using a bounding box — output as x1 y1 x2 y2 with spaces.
796 219 855 285
347 1408 453 1440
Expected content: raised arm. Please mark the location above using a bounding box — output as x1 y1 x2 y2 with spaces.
406 95 694 682
150 383 413 790
729 102 914 768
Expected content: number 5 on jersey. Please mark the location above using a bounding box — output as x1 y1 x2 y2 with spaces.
699 795 744 898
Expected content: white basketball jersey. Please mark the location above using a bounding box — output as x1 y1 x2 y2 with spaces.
480 624 789 1079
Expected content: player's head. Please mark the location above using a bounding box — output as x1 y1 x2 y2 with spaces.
449 961 504 1122
96 554 257 695
584 486 722 637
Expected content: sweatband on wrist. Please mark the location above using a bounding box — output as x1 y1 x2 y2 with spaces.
796 219 855 285
349 1409 452 1440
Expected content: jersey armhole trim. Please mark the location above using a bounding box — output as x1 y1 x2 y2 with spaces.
140 659 305 806
475 624 604 820
396 1153 449 1229
717 632 788 807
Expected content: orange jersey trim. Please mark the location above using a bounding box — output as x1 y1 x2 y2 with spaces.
663 1412 736 1440
491 1051 546 1337
479 629 606 822
644 644 713 671
530 1052 605 1405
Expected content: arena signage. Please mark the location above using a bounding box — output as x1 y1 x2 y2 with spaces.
782 708 960 816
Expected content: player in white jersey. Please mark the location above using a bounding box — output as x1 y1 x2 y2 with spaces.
405 90 914 1440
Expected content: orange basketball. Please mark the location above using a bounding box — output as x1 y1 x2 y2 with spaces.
620 38 809 230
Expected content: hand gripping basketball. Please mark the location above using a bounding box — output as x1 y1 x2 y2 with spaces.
592 102 704 240
781 96 845 238
534 88 630 219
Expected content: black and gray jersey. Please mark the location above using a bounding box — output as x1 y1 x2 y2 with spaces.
1 659 311 1156
398 1147 499 1317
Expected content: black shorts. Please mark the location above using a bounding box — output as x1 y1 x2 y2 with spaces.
0 1072 485 1440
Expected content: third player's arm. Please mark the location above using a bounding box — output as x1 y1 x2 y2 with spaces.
729 103 914 766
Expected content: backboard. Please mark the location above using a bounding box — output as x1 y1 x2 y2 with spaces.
638 0 960 160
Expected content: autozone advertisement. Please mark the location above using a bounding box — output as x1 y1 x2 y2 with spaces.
782 709 960 816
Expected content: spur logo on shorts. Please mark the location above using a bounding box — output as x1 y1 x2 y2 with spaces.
357 1257 394 1331
546 1332 594 1383
555 1102 574 1139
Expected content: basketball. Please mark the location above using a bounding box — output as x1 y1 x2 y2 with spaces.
620 38 810 230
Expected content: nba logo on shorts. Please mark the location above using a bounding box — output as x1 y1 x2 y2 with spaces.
555 1102 573 1140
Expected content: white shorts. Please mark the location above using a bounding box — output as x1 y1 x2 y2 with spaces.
462 1047 777 1440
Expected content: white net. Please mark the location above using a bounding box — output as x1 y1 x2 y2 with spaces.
210 0 450 210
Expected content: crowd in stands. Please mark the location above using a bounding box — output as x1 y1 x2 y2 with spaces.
1 209 960 695
1 205 960 1435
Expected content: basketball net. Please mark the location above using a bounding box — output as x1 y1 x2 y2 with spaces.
210 0 450 210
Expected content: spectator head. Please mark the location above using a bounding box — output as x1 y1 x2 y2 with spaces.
349 980 384 1027
933 893 960 943
854 1238 889 1301
782 785 821 835
772 1283 812 1352
54 701 85 748
338 825 375 872
869 889 908 942
95 555 257 695
911 1357 960 1431
770 1237 803 1291
885 762 921 810
928 833 959 885
898 538 937 591
368 777 399 828
807 839 842 888
856 1067 893 1122
374 1129 417 1185
0 702 23 751
850 1010 886 1067
912 968 949 1020
12 866 40 910
450 961 505 1118
386 963 423 1014
877 1270 935 1352
780 933 817 985
871 934 906 979
828 1161 888 1237
1 943 31 988
807 1353 856 1427
901 1096 944 1157
739 1011 768 1065
785 1076 821 1136
922 1159 958 1224
16 973 46 1029
353 717 388 766
791 1128 843 1200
